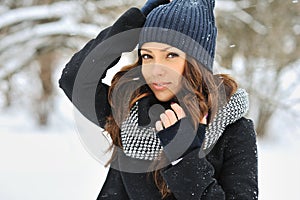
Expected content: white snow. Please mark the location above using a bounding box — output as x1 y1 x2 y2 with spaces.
0 92 109 200
0 2 85 29
258 139 300 200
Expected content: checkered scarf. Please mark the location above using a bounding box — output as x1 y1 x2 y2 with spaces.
120 88 249 160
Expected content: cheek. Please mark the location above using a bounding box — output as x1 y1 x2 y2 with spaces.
174 75 183 88
141 66 148 80
172 63 185 82
177 61 186 75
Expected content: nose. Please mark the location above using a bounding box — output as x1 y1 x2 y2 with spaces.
151 61 166 77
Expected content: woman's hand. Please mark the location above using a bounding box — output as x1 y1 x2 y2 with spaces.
155 103 185 131
155 103 207 131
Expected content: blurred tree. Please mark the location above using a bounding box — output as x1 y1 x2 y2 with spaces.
215 0 300 137
0 0 144 126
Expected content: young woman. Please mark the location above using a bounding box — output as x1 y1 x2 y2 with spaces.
59 0 258 199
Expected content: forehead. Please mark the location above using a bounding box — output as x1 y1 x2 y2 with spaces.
141 42 184 54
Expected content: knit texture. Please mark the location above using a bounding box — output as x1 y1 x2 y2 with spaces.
139 0 217 72
120 88 249 160
203 88 249 150
120 103 162 160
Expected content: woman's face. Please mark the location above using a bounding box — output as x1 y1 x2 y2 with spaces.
141 42 186 102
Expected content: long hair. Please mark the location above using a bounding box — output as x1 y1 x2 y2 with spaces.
104 55 237 198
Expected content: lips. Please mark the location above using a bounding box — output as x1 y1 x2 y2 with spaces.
151 82 171 90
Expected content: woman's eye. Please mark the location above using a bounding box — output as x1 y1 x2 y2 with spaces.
167 53 179 58
141 54 152 60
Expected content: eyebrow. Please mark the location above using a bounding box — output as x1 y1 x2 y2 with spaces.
140 47 173 53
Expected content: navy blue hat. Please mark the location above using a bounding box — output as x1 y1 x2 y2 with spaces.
139 0 217 72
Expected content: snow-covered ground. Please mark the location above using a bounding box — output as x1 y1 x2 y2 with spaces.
1 89 300 200
0 95 109 200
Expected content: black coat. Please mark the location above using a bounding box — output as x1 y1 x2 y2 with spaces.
59 7 258 200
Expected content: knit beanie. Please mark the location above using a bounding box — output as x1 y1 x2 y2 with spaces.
139 0 217 72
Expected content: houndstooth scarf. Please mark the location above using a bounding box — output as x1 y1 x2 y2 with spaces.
120 88 249 160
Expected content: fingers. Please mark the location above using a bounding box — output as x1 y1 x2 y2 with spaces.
154 103 207 132
155 103 186 131
170 103 186 119
155 120 164 131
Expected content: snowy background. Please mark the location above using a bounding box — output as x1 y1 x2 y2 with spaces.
1 0 300 199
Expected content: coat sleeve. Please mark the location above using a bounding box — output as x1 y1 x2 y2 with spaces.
97 168 129 200
58 8 146 128
160 118 258 200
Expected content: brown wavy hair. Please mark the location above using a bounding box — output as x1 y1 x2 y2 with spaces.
104 55 237 198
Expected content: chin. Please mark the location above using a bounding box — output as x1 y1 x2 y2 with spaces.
153 93 174 102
